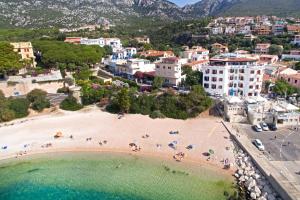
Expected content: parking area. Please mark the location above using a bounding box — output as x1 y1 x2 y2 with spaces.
238 124 300 161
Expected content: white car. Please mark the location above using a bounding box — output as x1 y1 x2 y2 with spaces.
253 124 263 132
253 139 265 151
260 122 269 131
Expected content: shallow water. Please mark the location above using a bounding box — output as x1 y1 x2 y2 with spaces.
0 152 236 200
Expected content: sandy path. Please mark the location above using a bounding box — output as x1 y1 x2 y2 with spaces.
0 106 236 173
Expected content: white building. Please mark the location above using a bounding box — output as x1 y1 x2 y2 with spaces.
112 47 137 60
291 35 300 46
202 54 264 97
180 46 209 62
80 37 122 52
155 57 185 86
211 27 224 35
117 59 155 79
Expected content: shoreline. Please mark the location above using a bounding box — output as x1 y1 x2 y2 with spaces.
0 107 237 177
0 147 236 177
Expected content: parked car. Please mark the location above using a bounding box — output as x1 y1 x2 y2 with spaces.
253 124 263 132
268 123 278 131
260 122 269 131
253 139 265 151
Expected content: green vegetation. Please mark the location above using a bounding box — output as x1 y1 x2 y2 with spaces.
182 66 203 87
273 79 298 97
26 89 50 112
59 96 83 111
0 42 23 74
0 28 59 41
32 40 106 68
0 90 30 122
152 77 164 90
107 85 212 120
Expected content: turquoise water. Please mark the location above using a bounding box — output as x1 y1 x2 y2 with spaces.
0 152 236 200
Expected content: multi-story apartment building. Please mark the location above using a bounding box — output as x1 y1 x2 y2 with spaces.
139 50 174 58
211 43 229 54
117 59 155 79
10 42 36 68
272 24 285 35
255 43 271 54
155 57 184 86
282 50 300 61
254 25 271 35
180 46 209 61
202 54 264 97
112 48 137 60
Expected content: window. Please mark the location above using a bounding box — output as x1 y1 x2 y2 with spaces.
248 93 253 96
204 83 209 88
205 69 210 74
250 70 255 74
204 76 209 81
249 85 253 89
163 66 165 69
168 67 171 69
229 83 233 87
239 76 244 81
254 92 258 96
156 66 160 69
219 70 223 74
229 76 234 80
239 69 244 73
218 85 222 89
295 80 298 84
219 78 223 81
256 85 259 89
250 78 254 82
212 70 217 74
230 69 234 73
212 77 217 82
257 70 261 75
211 84 217 89
288 78 291 82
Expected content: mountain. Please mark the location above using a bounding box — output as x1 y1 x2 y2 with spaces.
183 0 300 17
0 0 187 28
1 0 300 28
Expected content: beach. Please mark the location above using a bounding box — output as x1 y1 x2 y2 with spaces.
0 106 236 172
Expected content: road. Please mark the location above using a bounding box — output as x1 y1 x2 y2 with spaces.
237 123 300 188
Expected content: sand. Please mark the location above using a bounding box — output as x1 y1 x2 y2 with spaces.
0 106 236 173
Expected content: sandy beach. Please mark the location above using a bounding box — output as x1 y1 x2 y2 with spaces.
0 106 236 173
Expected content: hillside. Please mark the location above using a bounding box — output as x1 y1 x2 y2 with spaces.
184 0 300 17
1 0 300 28
0 0 187 28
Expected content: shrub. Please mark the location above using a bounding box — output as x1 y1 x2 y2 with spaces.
31 96 50 112
0 108 15 122
8 98 30 118
27 89 50 112
149 110 165 119
60 96 83 111
57 87 70 94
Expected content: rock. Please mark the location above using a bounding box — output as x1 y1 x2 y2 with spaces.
257 197 266 200
239 176 245 182
253 186 261 196
238 169 243 175
263 185 272 194
234 173 239 178
250 192 257 199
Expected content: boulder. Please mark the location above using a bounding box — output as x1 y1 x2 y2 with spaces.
250 192 257 199
257 197 266 200
234 173 239 178
253 186 261 196
239 176 245 182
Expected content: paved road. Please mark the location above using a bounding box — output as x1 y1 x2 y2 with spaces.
238 124 300 161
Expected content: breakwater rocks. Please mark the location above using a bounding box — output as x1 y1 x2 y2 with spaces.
234 150 280 200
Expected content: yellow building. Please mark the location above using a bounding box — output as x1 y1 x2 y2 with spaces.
10 42 36 68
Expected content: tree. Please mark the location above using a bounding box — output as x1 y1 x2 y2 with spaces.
152 77 164 90
182 66 203 87
295 62 300 71
117 88 130 113
103 45 113 55
27 89 50 112
0 42 23 74
269 44 283 55
8 98 30 118
60 96 83 111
